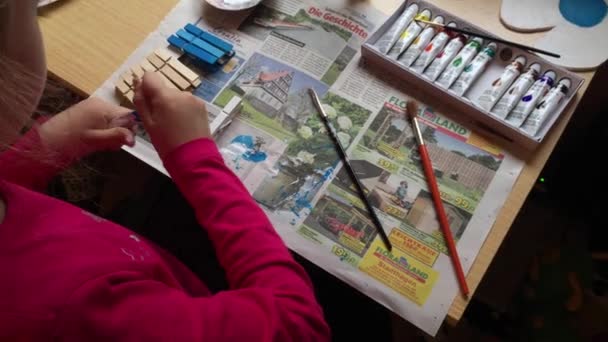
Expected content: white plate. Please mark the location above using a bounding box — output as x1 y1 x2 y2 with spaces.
38 0 61 7
205 0 262 11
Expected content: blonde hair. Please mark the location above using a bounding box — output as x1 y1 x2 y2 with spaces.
0 56 45 147
0 0 47 146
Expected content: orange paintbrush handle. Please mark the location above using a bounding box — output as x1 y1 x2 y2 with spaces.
418 145 470 296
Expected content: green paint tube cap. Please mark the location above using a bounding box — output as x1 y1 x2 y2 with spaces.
483 43 498 57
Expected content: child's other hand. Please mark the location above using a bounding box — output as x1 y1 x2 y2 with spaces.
133 72 210 158
38 98 136 160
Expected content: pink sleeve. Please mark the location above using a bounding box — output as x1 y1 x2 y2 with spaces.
58 138 330 341
0 126 67 191
163 138 329 341
59 271 329 341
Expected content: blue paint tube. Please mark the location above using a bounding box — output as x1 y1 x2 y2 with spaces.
491 63 541 119
506 70 556 127
521 78 571 136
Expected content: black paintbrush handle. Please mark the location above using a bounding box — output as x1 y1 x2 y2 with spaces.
309 89 393 251
417 19 561 58
446 26 561 58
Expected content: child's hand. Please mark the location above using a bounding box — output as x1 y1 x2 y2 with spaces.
133 72 211 158
38 98 136 160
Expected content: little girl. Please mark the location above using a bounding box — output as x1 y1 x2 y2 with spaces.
0 1 329 340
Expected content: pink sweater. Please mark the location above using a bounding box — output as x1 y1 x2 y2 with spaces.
0 131 330 341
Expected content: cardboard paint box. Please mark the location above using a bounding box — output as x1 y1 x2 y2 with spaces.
361 0 584 150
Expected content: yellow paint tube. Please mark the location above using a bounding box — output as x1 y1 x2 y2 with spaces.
374 3 419 54
398 15 445 67
387 9 432 60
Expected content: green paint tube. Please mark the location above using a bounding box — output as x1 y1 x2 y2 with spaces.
451 43 497 96
436 37 484 88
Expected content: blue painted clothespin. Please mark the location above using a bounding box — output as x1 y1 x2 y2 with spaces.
167 23 236 69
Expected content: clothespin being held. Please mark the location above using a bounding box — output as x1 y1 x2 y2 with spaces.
110 111 141 129
112 73 143 129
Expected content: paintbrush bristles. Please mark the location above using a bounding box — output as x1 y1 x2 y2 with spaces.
406 100 425 146
406 100 420 121
416 18 442 27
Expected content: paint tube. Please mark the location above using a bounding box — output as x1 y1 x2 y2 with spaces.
506 70 556 127
450 43 497 96
476 56 527 111
398 15 445 67
375 3 420 54
491 63 541 119
388 9 432 59
435 37 484 88
521 78 571 136
411 22 457 74
423 32 467 81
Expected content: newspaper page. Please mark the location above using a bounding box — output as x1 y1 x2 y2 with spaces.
94 0 525 335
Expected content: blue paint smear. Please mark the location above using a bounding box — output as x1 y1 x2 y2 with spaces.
560 0 607 28
230 135 267 163
521 94 533 102
231 135 254 148
243 151 267 163
289 167 333 219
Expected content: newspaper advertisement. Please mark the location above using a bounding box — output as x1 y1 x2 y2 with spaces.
94 0 525 335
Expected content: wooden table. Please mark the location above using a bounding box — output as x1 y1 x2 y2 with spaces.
38 0 596 324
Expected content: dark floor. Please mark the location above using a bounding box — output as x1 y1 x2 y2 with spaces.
40 61 608 341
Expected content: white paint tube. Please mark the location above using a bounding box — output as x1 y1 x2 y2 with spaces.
491 63 541 119
521 78 571 136
411 22 457 74
451 43 497 96
435 37 484 88
388 9 432 59
476 56 527 111
398 15 445 67
507 70 556 127
423 33 468 81
375 3 420 54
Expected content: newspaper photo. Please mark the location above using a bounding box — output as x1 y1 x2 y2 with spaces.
94 0 525 335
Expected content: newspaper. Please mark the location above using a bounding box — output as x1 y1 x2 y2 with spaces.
95 0 525 335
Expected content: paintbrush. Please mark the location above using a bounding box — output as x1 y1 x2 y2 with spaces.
309 88 393 251
406 100 469 297
414 18 560 58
